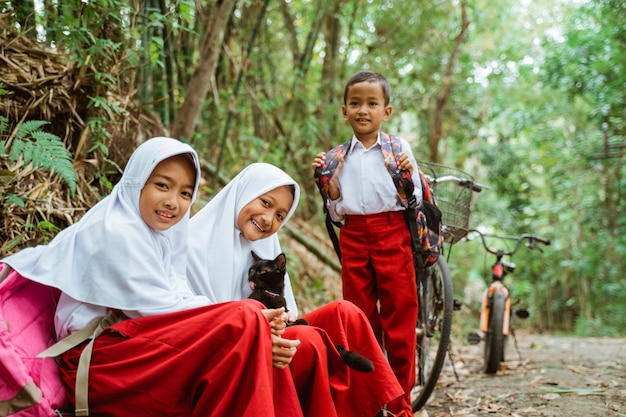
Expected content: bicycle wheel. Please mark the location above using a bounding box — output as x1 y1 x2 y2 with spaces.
411 256 453 411
484 290 505 374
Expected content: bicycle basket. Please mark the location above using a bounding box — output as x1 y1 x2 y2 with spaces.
417 161 475 244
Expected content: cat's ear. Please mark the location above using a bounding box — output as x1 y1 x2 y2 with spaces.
275 253 286 269
251 251 262 262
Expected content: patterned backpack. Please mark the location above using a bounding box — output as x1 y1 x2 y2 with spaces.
314 132 443 268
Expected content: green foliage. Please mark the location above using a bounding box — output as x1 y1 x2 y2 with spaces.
4 194 25 208
5 121 77 195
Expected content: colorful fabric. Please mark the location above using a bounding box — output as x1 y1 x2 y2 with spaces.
0 264 70 417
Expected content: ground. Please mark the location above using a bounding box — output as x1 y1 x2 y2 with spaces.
422 332 626 417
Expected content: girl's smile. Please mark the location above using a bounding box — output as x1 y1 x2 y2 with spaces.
238 185 294 241
139 154 196 231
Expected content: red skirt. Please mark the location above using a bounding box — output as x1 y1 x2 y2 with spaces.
58 300 302 417
285 300 404 417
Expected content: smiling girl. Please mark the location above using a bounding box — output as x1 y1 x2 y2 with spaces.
186 162 404 417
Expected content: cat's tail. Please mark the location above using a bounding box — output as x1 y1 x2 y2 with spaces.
336 345 375 372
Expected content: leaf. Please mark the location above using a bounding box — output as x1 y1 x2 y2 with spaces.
38 221 61 232
541 385 605 396
15 120 49 139
6 194 25 207
1 233 26 253
8 123 77 195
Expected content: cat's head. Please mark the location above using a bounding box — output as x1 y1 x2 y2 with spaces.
248 252 287 292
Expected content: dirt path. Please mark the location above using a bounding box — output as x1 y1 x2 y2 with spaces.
423 332 626 417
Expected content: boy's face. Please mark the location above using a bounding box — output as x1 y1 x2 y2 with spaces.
237 185 293 242
342 80 392 141
139 154 196 231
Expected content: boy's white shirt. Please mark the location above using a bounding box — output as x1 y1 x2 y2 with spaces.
2 137 210 338
186 162 300 317
326 132 422 222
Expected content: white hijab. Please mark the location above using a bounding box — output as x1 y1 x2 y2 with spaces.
186 162 300 316
2 137 210 313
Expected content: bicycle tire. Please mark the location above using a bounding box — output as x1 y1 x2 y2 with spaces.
411 256 453 411
484 290 506 374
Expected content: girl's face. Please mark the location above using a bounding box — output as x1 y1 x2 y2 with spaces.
139 154 196 231
237 185 294 241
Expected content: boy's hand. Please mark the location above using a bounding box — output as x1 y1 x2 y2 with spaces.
312 152 326 168
312 152 343 200
271 335 300 369
397 152 413 176
327 154 344 200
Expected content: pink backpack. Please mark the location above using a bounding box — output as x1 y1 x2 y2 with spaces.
0 263 71 416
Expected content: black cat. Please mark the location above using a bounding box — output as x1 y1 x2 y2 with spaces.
248 251 375 373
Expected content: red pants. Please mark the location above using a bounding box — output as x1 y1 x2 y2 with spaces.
340 211 418 413
285 300 404 417
58 300 302 417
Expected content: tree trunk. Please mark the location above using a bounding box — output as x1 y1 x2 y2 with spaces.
428 1 469 162
170 0 237 141
320 0 343 148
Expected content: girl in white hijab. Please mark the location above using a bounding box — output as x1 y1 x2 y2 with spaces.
186 162 405 417
2 138 302 417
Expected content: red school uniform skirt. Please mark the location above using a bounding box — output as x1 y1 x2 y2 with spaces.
58 300 303 417
284 300 404 417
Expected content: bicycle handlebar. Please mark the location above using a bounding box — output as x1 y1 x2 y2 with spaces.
424 175 489 193
466 229 551 257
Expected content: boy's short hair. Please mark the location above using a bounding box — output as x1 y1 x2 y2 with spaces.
343 70 391 106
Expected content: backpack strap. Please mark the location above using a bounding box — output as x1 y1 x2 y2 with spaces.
38 310 123 417
314 140 351 205
314 140 351 261
379 134 426 267
380 133 417 208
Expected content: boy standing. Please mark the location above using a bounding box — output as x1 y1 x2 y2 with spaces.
313 70 422 416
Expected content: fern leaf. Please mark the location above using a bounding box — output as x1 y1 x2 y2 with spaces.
16 120 49 139
8 123 77 195
6 193 25 207
30 131 77 194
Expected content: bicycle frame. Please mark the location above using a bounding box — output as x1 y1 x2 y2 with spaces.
479 256 514 336
466 230 550 374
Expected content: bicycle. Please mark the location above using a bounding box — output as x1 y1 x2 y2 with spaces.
465 230 550 374
410 162 485 411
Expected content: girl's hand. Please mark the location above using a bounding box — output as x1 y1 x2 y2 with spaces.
397 152 413 176
271 335 300 369
262 307 289 337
